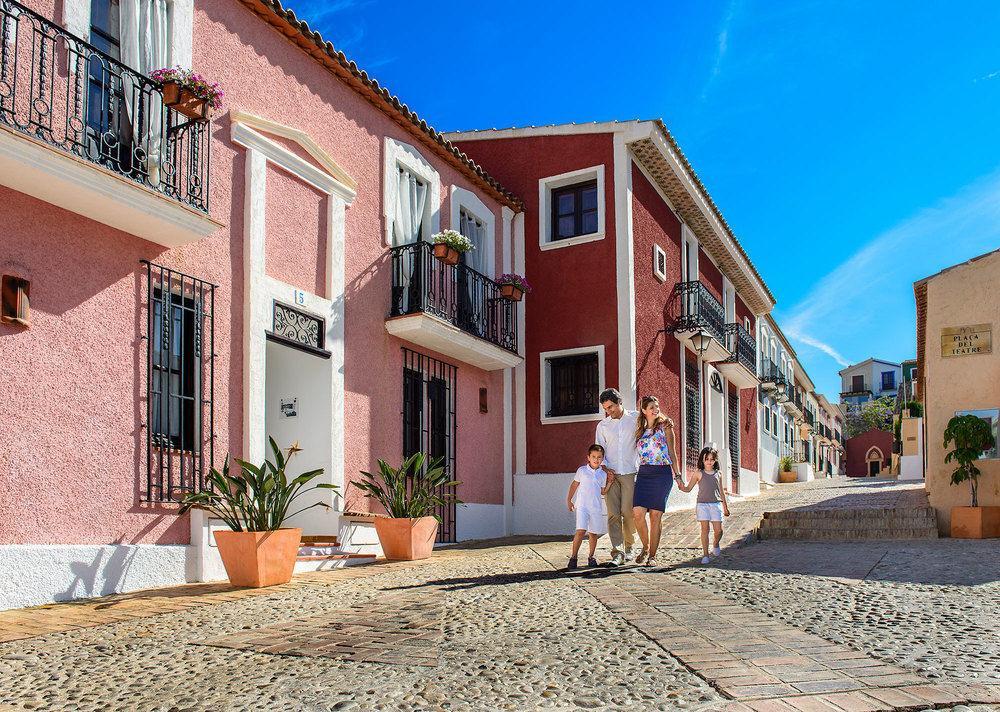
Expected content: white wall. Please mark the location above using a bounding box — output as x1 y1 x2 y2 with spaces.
0 544 190 611
456 503 506 541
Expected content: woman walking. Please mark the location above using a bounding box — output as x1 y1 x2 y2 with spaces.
631 395 677 568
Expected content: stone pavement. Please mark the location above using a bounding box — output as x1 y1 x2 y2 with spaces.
0 478 997 711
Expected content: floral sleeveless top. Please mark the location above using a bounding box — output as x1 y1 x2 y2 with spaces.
637 426 672 466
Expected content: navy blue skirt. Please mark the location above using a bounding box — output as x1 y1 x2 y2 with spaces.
633 464 674 512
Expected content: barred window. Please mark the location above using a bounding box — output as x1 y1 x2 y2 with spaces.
685 361 701 468
545 353 600 418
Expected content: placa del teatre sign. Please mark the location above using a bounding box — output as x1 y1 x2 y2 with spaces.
941 323 992 358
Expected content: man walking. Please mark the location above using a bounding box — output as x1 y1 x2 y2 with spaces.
596 388 639 566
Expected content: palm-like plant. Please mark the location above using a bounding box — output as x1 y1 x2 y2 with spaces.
179 437 336 531
944 414 996 508
779 455 794 472
354 452 461 519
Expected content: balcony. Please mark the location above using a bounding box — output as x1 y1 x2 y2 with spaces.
384 241 522 371
0 0 219 246
760 360 790 401
803 409 815 428
670 281 730 363
715 322 759 389
783 387 803 418
840 387 873 399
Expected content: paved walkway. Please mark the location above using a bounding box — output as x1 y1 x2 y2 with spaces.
0 478 997 711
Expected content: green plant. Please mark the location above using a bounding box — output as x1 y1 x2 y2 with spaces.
179 437 336 531
354 452 462 519
943 415 996 507
779 455 794 472
906 401 923 417
432 229 474 253
845 396 895 438
496 273 533 292
150 67 224 108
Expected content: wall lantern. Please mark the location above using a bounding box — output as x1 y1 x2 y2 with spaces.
776 382 787 395
691 331 713 354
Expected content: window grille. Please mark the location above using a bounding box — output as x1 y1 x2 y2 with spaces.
401 349 457 543
546 353 600 417
143 260 215 502
685 361 700 468
728 392 739 480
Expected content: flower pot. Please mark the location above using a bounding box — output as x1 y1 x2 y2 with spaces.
373 516 438 560
778 470 797 483
161 81 210 120
950 506 1000 539
432 243 460 266
499 284 524 302
213 527 302 587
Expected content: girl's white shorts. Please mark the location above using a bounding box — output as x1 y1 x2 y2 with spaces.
696 502 724 522
575 508 608 535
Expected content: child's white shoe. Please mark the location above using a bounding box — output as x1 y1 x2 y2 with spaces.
700 556 711 565
711 546 721 557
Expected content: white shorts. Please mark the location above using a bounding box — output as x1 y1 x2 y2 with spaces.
575 508 608 535
696 502 724 522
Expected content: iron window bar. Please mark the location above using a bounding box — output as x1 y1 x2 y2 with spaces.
0 0 211 212
721 322 756 373
671 280 726 344
142 260 216 502
389 241 518 354
684 360 701 469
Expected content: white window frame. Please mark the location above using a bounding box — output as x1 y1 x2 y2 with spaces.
652 243 667 282
66 0 194 69
681 224 699 282
383 137 440 247
538 165 605 250
722 276 736 323
539 344 606 425
450 185 495 277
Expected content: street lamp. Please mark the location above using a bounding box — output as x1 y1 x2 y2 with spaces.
691 330 713 355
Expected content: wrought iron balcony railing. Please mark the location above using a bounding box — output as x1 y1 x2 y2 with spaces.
0 0 210 212
722 322 756 373
389 241 518 354
672 281 725 343
840 387 872 398
804 409 815 426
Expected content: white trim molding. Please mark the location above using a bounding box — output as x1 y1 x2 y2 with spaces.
613 135 636 409
384 137 440 246
385 312 522 371
450 185 496 277
538 164 606 250
652 243 668 283
539 345 606 425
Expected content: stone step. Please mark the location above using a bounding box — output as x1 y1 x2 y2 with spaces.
758 526 938 541
758 516 937 529
762 506 936 521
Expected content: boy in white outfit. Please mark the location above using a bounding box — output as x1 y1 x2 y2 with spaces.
566 444 613 570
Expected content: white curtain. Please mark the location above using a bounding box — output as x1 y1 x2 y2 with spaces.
460 210 487 274
393 168 427 311
120 0 170 183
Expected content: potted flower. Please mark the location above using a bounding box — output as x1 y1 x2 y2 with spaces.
943 414 999 538
496 273 532 302
150 67 225 121
179 437 336 587
431 230 473 266
778 455 796 483
353 452 461 560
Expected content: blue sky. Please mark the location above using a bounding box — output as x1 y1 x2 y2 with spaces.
295 0 1000 398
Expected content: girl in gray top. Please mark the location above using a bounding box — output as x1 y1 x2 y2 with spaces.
674 446 730 564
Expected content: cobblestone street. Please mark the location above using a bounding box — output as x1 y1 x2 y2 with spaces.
0 479 997 711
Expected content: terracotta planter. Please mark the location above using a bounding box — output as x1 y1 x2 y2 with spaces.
213 527 302 587
374 516 438 560
432 243 460 266
778 470 797 483
161 81 210 120
950 506 1000 539
499 284 524 302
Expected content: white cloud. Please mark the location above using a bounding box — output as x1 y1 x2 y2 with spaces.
784 168 1000 376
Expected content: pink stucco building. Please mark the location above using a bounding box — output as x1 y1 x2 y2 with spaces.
0 0 525 609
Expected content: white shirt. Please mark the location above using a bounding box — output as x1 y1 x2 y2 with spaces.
596 409 640 474
573 465 607 513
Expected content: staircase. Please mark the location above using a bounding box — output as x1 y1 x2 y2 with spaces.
757 505 940 541
295 535 377 571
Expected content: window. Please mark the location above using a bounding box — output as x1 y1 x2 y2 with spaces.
852 374 865 392
143 261 215 502
762 398 770 434
551 180 598 241
540 346 605 423
451 185 495 277
538 165 605 249
685 361 701 467
881 371 896 391
1 275 30 326
384 138 440 247
652 243 667 282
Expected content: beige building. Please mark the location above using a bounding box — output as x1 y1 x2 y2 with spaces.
915 248 1000 534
